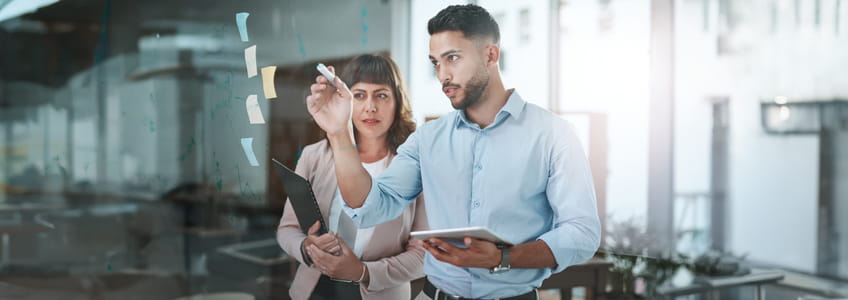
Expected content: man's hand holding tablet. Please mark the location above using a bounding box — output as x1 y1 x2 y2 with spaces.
412 227 512 270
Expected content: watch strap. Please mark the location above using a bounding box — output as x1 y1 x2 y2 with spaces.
300 238 314 266
490 244 511 273
500 246 510 268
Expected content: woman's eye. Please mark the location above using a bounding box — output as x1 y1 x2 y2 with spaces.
353 93 365 99
448 55 458 62
377 94 388 99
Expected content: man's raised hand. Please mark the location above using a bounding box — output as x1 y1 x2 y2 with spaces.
306 65 353 137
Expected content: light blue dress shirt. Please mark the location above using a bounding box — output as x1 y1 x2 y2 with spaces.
343 90 601 299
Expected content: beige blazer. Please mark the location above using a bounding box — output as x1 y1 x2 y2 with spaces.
276 139 428 300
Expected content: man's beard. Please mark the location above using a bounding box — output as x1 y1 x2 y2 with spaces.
448 69 489 110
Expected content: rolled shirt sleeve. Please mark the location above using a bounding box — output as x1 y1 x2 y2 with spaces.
537 122 602 273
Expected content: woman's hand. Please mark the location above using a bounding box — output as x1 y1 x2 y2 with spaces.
307 238 368 282
303 221 341 255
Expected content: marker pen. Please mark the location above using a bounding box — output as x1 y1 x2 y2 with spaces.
316 63 336 87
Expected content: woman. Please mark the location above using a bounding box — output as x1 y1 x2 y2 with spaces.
277 54 427 300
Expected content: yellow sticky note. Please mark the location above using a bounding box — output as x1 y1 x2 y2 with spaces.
261 66 277 99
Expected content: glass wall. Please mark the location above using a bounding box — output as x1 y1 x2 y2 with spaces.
1 0 395 298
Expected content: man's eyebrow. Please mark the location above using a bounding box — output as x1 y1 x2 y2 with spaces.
440 49 460 58
429 49 461 61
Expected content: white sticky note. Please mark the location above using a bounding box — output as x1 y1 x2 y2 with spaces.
241 138 260 166
261 66 277 99
245 45 257 78
245 94 265 124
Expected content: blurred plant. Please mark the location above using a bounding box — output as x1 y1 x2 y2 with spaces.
600 217 750 299
600 217 688 298
690 250 749 277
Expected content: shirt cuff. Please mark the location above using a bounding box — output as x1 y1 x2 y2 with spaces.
340 175 382 228
537 230 580 274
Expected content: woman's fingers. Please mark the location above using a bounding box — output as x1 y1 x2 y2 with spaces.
307 221 321 236
312 232 338 252
327 244 341 255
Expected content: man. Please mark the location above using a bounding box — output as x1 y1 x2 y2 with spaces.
306 4 600 300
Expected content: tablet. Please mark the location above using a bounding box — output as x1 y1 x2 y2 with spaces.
272 158 328 236
411 226 512 246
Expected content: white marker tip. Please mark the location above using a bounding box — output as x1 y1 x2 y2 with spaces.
316 63 336 87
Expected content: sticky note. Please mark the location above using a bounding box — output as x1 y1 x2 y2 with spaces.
261 66 277 99
245 45 257 78
241 138 260 166
236 12 250 42
245 94 265 124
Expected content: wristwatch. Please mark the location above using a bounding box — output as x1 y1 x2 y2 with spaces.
490 244 511 274
300 239 314 266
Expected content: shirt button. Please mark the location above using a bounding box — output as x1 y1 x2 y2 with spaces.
474 164 482 170
473 202 480 208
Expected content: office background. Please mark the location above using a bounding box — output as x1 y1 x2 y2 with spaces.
1 0 847 299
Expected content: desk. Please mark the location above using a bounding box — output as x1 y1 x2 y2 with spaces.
655 270 784 300
0 215 53 267
540 258 612 300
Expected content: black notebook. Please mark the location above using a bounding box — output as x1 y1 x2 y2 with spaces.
272 158 328 235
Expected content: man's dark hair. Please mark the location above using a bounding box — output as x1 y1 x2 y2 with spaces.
427 4 500 45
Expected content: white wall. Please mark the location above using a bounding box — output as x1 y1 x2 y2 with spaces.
727 89 819 272
479 0 550 110
558 0 651 224
671 0 726 255
672 0 848 273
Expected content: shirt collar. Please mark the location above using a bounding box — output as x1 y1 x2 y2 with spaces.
455 89 526 129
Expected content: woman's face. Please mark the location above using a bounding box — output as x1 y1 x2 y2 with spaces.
351 82 396 141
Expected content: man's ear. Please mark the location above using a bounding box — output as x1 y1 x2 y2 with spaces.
485 44 500 68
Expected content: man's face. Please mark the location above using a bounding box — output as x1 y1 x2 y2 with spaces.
429 31 490 110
